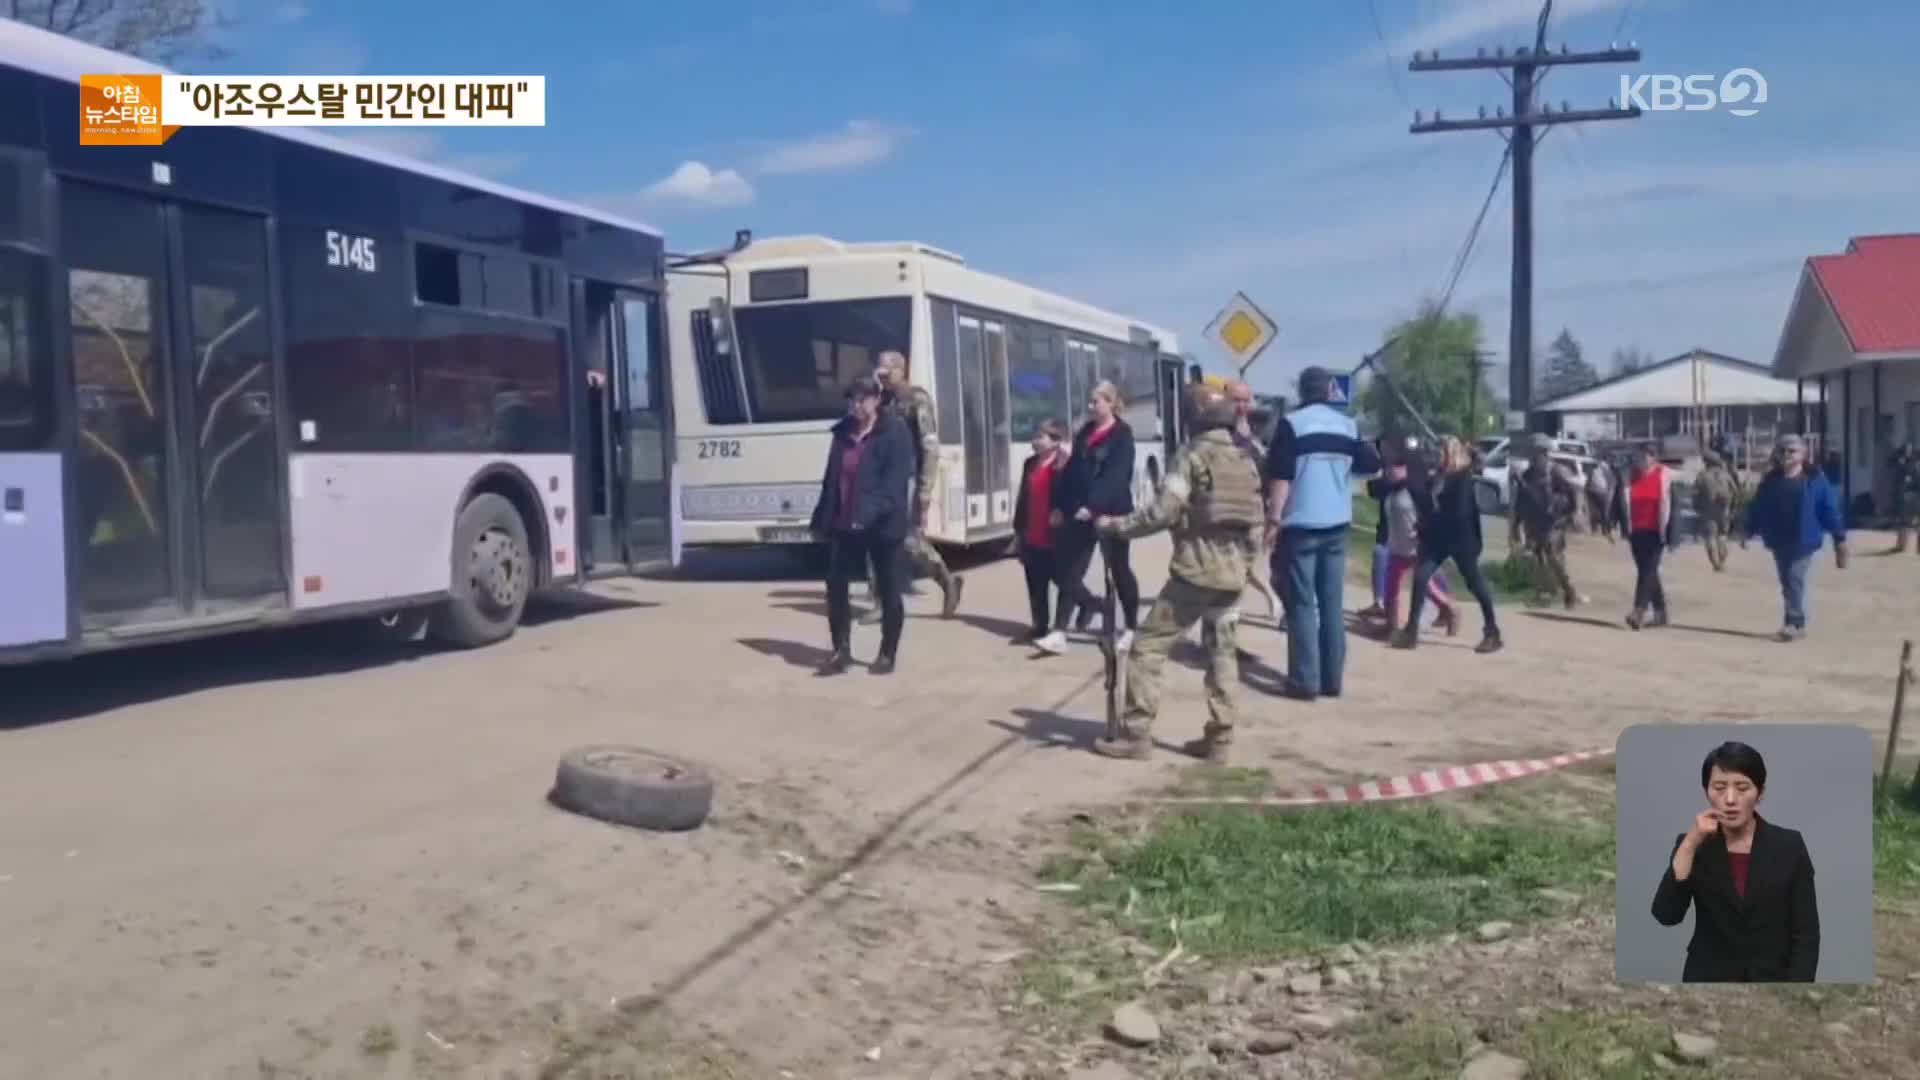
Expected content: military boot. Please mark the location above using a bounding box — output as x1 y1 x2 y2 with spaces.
1093 721 1152 760
1184 729 1231 765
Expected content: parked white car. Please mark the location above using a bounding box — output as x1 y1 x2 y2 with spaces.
1474 437 1594 513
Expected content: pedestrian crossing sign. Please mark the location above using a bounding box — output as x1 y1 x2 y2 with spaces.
1204 291 1278 373
1327 373 1353 408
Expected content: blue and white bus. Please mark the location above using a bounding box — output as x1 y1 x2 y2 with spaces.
0 21 675 665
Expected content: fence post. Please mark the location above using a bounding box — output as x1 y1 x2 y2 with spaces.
1890 640 1914 789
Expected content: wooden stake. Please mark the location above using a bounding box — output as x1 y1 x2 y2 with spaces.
1889 639 1913 789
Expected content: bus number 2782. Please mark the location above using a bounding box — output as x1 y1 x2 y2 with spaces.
697 439 742 460
325 230 378 273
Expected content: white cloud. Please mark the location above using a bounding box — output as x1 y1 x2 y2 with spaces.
333 131 526 179
635 161 756 210
753 121 913 176
1009 31 1084 65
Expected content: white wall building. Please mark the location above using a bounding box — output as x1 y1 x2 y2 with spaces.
1538 349 1799 463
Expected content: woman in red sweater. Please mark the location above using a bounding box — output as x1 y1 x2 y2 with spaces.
1616 441 1676 629
1011 419 1071 642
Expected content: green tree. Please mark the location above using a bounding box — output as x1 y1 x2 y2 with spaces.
1538 328 1599 402
1359 300 1500 439
1610 344 1653 377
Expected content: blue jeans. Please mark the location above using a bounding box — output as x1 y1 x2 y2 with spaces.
1279 526 1348 695
1371 543 1389 606
1774 550 1811 628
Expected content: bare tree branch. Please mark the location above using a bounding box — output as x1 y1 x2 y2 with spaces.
10 0 228 63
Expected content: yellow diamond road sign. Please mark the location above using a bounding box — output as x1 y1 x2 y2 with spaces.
1204 292 1278 372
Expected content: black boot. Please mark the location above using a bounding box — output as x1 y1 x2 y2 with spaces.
816 648 852 676
870 653 896 675
1475 629 1503 654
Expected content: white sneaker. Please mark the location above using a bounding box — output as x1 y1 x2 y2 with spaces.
1116 629 1135 652
1035 630 1070 655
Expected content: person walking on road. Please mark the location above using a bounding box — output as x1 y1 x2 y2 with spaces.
1392 435 1503 654
1011 419 1071 643
810 380 914 676
1037 380 1140 655
1742 433 1848 642
1587 457 1618 542
1266 366 1382 698
864 351 963 623
1509 434 1583 608
1617 441 1677 630
1383 453 1459 635
1225 378 1283 623
1888 443 1920 554
1091 384 1264 764
1693 449 1739 572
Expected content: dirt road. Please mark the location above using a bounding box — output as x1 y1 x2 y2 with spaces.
1 526 1910 1077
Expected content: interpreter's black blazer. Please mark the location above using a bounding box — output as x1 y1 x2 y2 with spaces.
1650 815 1820 982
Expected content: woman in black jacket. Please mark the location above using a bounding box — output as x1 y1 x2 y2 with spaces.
1651 741 1820 982
1036 380 1138 655
808 380 914 677
1394 435 1502 653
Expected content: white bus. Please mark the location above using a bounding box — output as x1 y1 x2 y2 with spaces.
667 235 1189 558
0 22 673 665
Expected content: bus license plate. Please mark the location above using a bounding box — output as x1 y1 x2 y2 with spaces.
761 526 814 544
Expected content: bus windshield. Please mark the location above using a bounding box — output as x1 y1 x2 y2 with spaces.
732 297 910 423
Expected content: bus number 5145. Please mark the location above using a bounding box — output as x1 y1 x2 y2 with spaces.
326 229 378 273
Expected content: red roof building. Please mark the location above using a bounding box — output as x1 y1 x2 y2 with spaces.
1773 233 1920 515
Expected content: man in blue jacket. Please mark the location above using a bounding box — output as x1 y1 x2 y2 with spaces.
1265 366 1380 698
1742 433 1848 642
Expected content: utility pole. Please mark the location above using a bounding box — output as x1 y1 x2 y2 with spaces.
1407 2 1640 445
1460 349 1497 438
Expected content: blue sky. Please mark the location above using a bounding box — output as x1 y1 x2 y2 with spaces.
209 0 1920 398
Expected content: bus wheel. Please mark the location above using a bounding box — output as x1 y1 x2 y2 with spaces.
430 493 533 648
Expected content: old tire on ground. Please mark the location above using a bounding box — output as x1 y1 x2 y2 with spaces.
429 492 533 649
550 746 714 832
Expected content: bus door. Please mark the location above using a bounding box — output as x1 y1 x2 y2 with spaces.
577 279 670 572
59 180 286 636
956 312 1013 534
1156 355 1186 449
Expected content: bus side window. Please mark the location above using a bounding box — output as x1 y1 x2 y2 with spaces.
0 250 51 452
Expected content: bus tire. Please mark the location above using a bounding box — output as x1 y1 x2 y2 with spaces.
430 492 533 649
550 746 714 832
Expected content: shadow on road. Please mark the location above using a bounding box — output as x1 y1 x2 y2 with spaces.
0 593 654 732
1521 609 1627 632
989 706 1192 757
736 637 835 670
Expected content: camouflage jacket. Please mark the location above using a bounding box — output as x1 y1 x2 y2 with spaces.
1511 460 1581 543
1101 429 1260 592
883 385 940 507
1693 465 1738 513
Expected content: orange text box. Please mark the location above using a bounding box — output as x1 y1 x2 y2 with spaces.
80 74 179 146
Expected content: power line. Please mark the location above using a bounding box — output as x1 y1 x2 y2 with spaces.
1437 142 1513 316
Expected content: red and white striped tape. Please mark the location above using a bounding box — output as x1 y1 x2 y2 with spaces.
1155 748 1614 806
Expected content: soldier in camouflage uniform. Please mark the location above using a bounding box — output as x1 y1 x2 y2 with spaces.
862 351 963 622
1692 449 1739 571
1508 434 1582 608
1091 384 1263 765
1891 444 1920 553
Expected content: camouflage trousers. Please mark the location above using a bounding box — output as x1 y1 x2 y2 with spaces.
866 498 952 594
1895 501 1920 551
1524 530 1576 603
1122 576 1241 743
1699 510 1732 570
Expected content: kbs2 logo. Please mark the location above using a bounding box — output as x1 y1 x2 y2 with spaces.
1618 68 1767 117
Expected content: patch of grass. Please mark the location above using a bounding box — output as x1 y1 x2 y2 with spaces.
1873 779 1920 893
1358 1010 1674 1080
1164 764 1272 799
358 1023 398 1056
1038 778 1614 960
